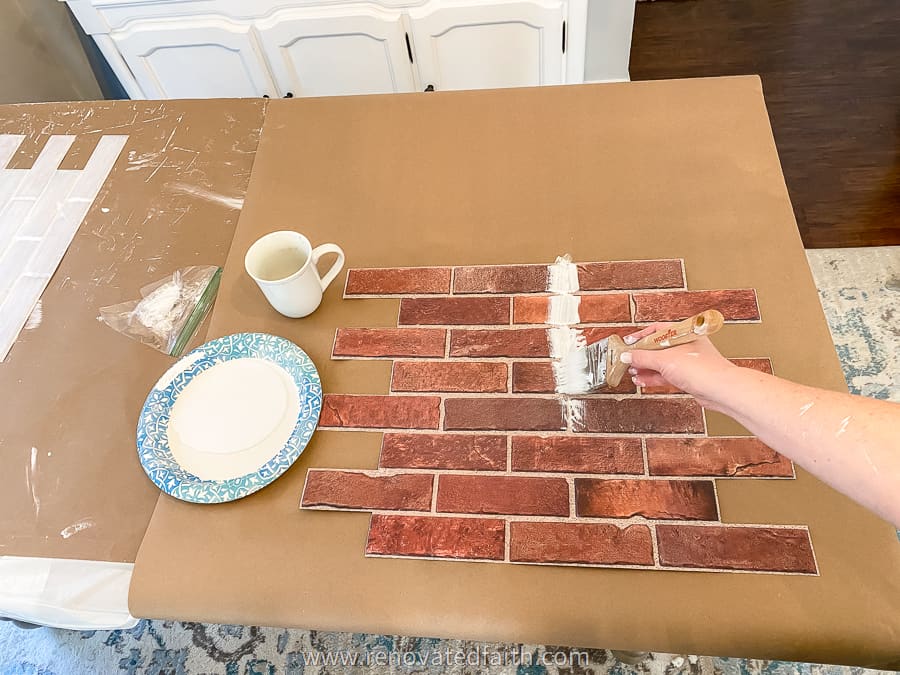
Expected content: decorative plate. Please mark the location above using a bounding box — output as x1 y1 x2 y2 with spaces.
137 332 322 503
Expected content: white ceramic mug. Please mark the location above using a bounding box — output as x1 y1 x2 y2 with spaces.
244 231 345 318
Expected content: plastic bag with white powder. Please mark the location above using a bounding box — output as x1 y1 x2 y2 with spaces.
98 265 222 357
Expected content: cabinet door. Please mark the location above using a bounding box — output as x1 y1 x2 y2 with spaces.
113 18 276 99
257 7 416 97
408 0 566 92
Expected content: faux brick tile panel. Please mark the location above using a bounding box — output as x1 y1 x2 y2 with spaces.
444 397 565 431
449 328 549 357
576 478 719 520
453 264 548 294
647 438 793 477
512 294 631 324
333 328 446 358
319 394 441 429
437 475 569 516
633 289 760 322
345 267 451 295
576 398 705 434
581 326 645 343
392 361 508 393
578 260 684 290
302 471 433 511
399 297 510 325
511 436 644 474
643 358 773 394
511 361 636 394
510 522 654 566
380 433 507 470
366 514 505 560
657 525 817 573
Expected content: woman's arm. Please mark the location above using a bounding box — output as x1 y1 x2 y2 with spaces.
621 326 900 527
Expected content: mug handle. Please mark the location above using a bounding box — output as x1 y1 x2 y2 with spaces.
311 243 345 291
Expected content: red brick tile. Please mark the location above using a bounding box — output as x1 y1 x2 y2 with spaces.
575 478 718 520
437 475 569 516
511 295 551 324
453 264 548 293
399 297 509 325
367 514 505 560
391 361 508 393
511 436 644 474
319 394 441 429
646 438 793 477
578 260 684 290
449 328 549 357
333 328 446 358
345 267 451 295
633 289 760 322
643 358 773 394
301 470 433 511
510 522 654 566
380 434 507 470
511 361 636 394
512 294 631 324
657 525 817 573
731 357 774 374
581 326 644 343
576 398 705 434
444 397 565 431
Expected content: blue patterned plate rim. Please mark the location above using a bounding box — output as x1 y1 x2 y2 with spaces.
136 332 322 504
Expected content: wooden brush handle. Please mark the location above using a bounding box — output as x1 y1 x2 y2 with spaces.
631 310 724 350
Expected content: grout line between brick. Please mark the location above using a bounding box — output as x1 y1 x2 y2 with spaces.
641 437 649 476
430 474 438 512
504 520 510 562
506 435 512 471
649 523 661 566
567 478 576 518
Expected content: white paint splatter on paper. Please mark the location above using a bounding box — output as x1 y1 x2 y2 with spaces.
24 300 42 330
60 518 95 539
166 182 243 210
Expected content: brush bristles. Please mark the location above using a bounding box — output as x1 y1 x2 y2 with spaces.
552 350 593 395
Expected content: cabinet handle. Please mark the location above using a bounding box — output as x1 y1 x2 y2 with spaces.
424 84 434 92
263 94 270 98
284 92 294 98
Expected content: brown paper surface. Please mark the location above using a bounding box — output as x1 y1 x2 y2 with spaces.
129 78 900 666
0 99 265 562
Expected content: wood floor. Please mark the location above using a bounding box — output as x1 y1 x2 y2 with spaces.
629 0 900 248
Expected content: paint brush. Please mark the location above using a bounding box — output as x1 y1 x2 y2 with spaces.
554 310 725 394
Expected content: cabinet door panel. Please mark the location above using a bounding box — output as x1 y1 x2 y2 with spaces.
114 19 274 99
409 0 565 92
257 8 416 97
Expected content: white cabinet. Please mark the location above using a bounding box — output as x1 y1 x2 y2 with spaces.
65 0 632 99
408 0 565 91
257 6 416 97
112 18 277 99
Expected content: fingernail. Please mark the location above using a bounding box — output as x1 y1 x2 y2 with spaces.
619 352 633 364
628 367 637 376
623 335 637 345
632 376 640 385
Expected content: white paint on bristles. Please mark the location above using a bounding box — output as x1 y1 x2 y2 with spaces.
24 300 42 330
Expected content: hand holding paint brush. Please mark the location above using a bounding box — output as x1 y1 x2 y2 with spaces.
554 310 725 396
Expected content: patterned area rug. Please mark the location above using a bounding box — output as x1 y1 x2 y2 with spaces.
1 247 897 675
